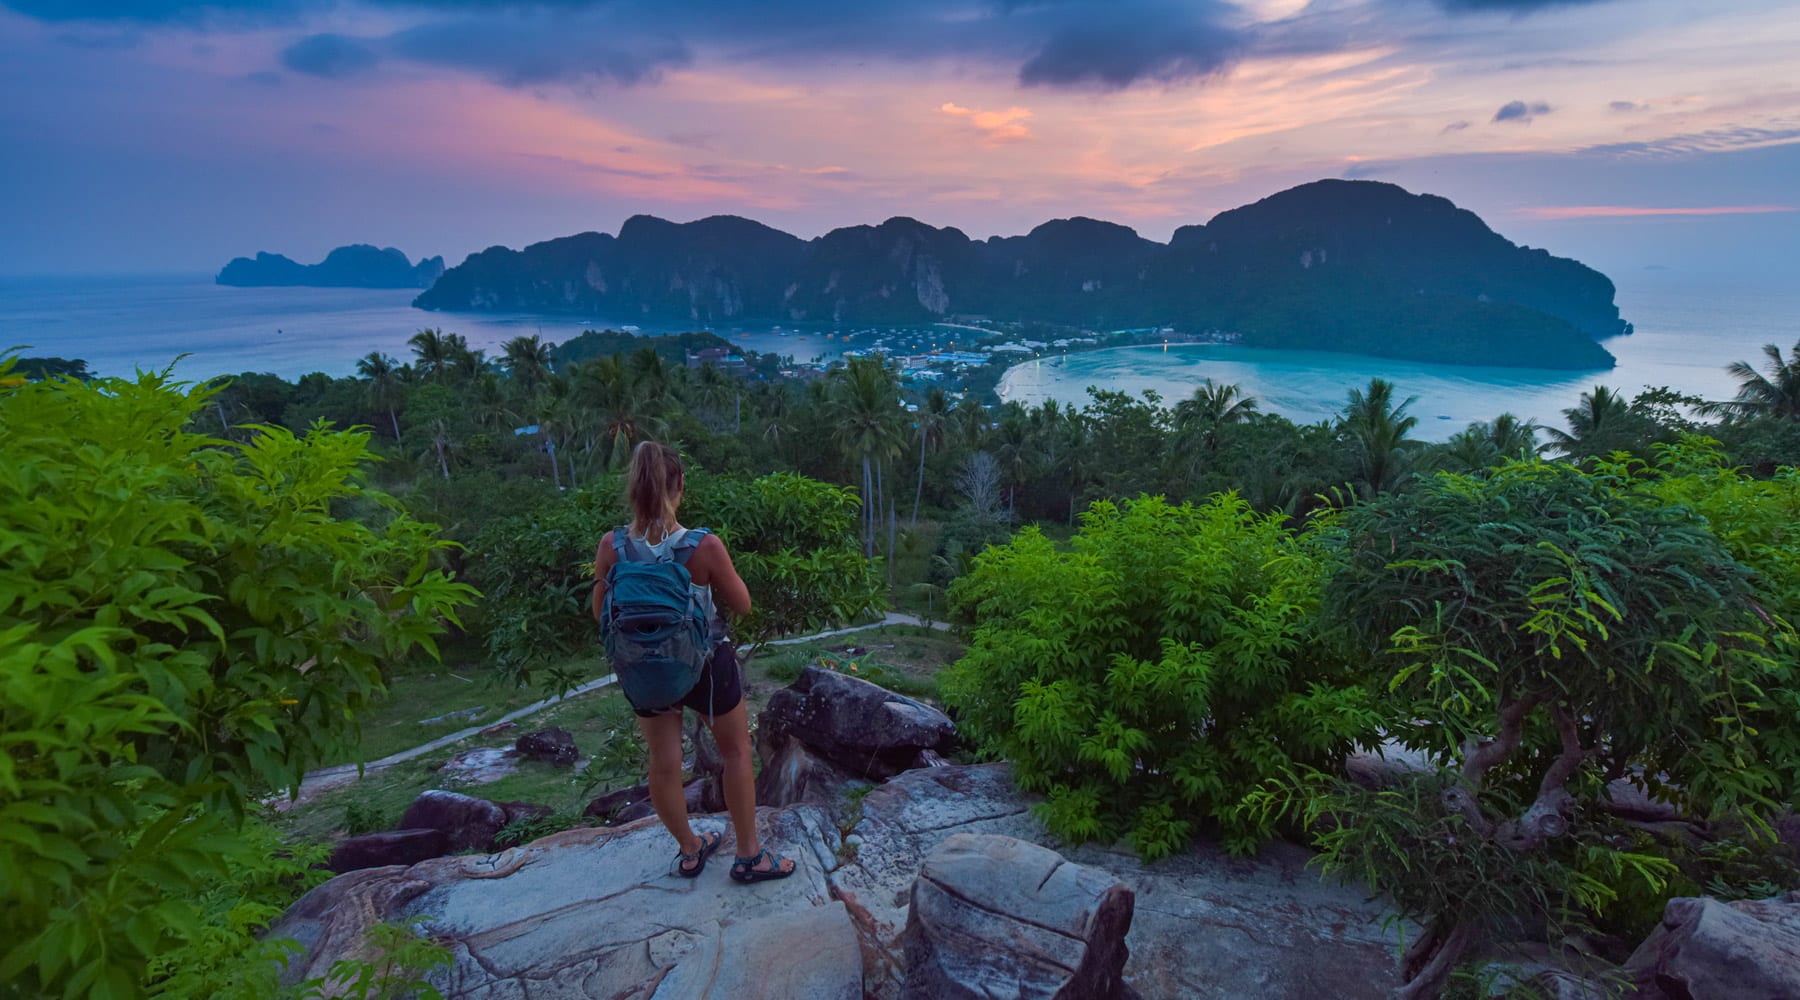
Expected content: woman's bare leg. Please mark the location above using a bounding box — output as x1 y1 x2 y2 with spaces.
636 710 699 855
702 702 792 875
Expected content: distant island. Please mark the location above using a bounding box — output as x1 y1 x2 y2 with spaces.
414 180 1628 370
217 245 445 289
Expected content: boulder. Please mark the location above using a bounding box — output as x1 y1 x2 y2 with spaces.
437 746 519 784
1624 892 1800 999
328 828 448 873
615 779 711 824
902 833 1133 1000
758 666 955 779
515 727 580 767
829 763 1408 1000
756 739 863 810
398 790 509 854
270 805 857 998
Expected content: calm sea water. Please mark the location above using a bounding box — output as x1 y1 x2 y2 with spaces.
0 273 846 381
998 273 1798 441
2 272 1792 443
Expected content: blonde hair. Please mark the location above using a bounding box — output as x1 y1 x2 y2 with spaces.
626 440 683 540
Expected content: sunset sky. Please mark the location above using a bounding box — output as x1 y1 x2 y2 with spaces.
3 0 1796 278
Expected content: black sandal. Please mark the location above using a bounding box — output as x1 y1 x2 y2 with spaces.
729 846 796 883
673 830 723 878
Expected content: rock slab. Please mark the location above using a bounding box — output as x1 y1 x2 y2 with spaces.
1625 892 1800 999
831 763 1408 1000
758 665 954 779
902 833 1133 1000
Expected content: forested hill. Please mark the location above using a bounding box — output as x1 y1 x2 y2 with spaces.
414 180 1625 370
218 245 445 288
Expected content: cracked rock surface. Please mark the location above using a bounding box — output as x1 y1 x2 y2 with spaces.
274 763 1405 1000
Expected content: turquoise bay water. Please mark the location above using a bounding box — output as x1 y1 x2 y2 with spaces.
0 274 845 381
2 271 1791 443
997 274 1798 442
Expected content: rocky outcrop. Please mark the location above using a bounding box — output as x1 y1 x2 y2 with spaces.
758 665 955 780
902 833 1134 1000
398 790 509 854
271 805 855 998
755 739 864 810
1625 892 1800 999
278 761 1409 999
830 763 1408 999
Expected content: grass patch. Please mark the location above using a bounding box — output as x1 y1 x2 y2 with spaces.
327 643 610 767
741 624 967 717
273 685 645 842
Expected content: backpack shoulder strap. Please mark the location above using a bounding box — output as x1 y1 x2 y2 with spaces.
671 527 710 567
612 526 651 565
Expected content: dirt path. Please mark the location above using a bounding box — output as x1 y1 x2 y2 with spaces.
279 613 951 807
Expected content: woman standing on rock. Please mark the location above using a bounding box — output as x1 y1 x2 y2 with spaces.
592 440 795 882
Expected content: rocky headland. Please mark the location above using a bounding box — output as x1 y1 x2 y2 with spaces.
412 180 1626 370
217 244 445 289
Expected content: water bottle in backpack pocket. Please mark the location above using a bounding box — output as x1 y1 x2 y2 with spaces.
600 528 715 712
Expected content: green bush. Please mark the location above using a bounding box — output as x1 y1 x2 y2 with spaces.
475 468 885 690
0 361 475 997
941 494 1383 858
1299 458 1795 999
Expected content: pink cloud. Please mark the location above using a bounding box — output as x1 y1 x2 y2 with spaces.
1519 204 1797 219
938 102 1034 143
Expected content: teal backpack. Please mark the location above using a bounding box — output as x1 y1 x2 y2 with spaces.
600 527 714 712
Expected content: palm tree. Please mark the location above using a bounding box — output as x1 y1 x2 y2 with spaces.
1174 379 1259 453
830 357 906 558
692 363 735 432
502 335 555 396
355 351 404 441
911 387 950 525
1487 412 1540 458
447 337 488 383
951 394 987 451
1701 339 1800 422
1544 385 1631 458
408 328 451 382
992 403 1033 514
1339 378 1420 499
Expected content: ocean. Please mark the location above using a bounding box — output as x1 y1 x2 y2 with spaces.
0 273 847 381
997 273 1798 441
2 271 1792 443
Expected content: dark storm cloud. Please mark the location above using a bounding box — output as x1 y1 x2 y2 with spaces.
1014 3 1246 89
5 0 1259 92
1493 99 1551 122
1430 0 1617 11
281 33 379 78
1 0 312 23
388 17 690 86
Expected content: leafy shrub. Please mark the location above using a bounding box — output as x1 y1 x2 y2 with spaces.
143 818 331 1000
941 494 1383 858
476 468 885 689
1298 459 1795 999
0 361 475 997
344 801 395 836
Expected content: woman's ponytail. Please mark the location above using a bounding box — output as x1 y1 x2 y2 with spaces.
626 440 683 538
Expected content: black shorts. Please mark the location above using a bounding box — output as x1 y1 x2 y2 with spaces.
631 640 744 719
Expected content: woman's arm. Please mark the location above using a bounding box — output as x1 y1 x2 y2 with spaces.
591 531 616 623
689 533 752 617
